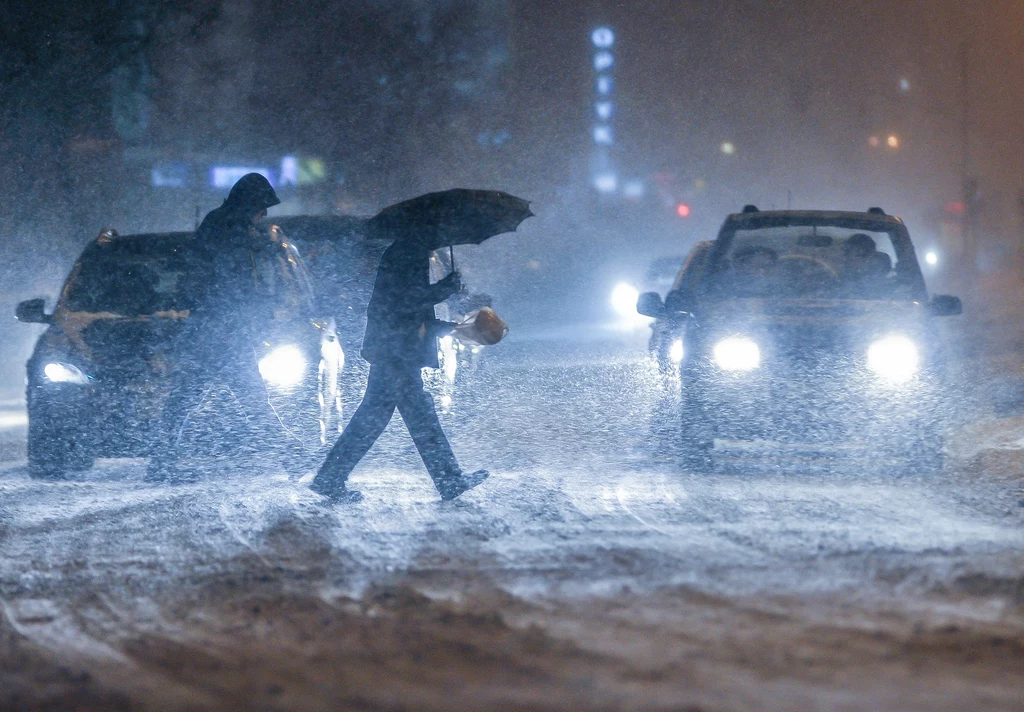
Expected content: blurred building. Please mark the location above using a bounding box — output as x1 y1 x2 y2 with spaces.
105 0 518 231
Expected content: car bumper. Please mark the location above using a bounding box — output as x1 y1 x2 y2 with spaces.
29 380 170 457
686 365 947 444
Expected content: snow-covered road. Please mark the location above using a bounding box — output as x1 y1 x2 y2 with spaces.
1 340 1023 710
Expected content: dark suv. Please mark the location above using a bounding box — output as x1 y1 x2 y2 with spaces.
646 242 713 369
638 207 963 472
16 227 344 478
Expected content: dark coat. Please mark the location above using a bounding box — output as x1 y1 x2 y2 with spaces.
184 204 276 343
361 240 457 368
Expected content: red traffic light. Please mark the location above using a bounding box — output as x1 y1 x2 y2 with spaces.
676 203 691 218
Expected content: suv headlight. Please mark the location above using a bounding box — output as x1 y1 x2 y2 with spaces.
867 334 919 383
713 336 760 371
611 282 640 317
43 362 91 385
258 345 307 387
669 339 684 363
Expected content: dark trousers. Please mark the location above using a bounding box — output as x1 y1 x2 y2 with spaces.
150 341 293 468
316 360 460 490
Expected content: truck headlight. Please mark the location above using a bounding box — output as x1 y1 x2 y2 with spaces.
713 336 760 371
867 334 919 383
258 345 307 387
43 362 91 385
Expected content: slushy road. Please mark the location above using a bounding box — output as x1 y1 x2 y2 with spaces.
2 339 1023 711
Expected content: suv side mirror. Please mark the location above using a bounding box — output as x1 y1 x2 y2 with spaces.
15 298 50 324
636 292 666 319
928 294 962 317
664 289 696 314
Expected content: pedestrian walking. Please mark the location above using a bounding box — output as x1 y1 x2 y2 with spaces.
147 173 302 482
310 189 532 502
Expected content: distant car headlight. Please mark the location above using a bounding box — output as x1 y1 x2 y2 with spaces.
867 334 919 383
611 282 640 317
713 336 760 371
669 339 684 363
258 345 307 387
43 362 90 385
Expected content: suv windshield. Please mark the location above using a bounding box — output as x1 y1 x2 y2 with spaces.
62 236 310 317
63 251 195 316
704 221 920 300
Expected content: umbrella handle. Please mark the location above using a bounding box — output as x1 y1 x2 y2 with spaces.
449 245 456 274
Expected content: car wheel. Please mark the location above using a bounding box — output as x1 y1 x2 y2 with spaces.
902 434 945 475
680 393 714 473
27 409 92 480
680 434 713 473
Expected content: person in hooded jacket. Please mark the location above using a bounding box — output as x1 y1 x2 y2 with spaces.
309 233 489 503
147 173 302 482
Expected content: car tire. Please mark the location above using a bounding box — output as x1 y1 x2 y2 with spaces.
680 392 714 474
902 434 945 476
27 409 92 480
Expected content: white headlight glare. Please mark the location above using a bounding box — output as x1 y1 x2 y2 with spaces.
867 334 919 383
258 345 307 387
713 336 760 371
669 339 684 363
43 362 90 384
611 282 640 317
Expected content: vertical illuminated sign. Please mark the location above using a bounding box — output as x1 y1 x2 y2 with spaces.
590 27 616 193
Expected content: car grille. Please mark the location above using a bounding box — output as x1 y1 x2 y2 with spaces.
81 319 185 380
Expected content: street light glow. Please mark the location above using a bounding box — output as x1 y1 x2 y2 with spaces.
887 135 900 149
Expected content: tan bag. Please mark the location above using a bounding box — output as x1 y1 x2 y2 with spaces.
452 307 508 346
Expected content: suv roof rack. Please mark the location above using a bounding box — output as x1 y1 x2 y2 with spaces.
867 207 886 215
96 227 119 244
741 204 759 213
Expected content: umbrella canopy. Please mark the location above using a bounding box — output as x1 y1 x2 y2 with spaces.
368 189 533 248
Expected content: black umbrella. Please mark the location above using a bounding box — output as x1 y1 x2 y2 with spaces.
368 189 533 269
